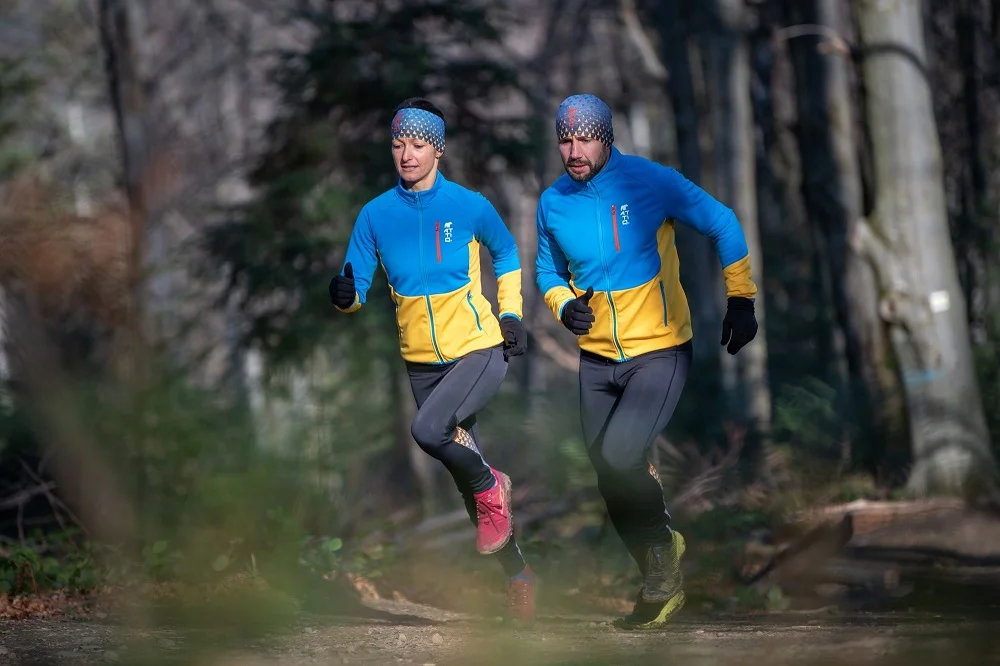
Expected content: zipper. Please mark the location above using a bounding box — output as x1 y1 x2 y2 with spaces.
611 205 620 252
466 291 482 331
417 194 444 363
658 279 668 327
592 185 625 361
435 221 442 262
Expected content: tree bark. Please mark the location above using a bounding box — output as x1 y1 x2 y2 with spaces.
98 0 150 385
853 0 997 498
393 353 442 518
785 0 898 473
703 0 772 437
0 286 9 408
992 0 1000 61
654 0 725 369
955 0 987 345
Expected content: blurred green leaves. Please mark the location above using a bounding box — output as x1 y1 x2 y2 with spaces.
0 56 40 179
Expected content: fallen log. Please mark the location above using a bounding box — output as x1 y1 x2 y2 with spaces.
846 506 1000 564
794 497 966 533
747 499 1000 607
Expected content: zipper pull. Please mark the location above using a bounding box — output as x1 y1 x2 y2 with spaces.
435 221 442 262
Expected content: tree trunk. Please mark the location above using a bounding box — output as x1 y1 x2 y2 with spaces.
703 0 772 437
394 361 441 518
98 0 149 384
99 0 157 534
853 0 997 499
0 285 9 408
655 0 725 370
955 0 987 345
785 0 899 474
992 0 1000 62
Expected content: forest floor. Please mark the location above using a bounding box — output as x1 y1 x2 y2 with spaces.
1 604 999 666
3 497 1000 664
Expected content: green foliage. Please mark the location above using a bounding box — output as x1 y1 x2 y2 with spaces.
0 529 98 594
556 437 595 493
731 584 790 612
0 56 41 178
201 0 533 368
773 376 852 460
19 363 362 587
678 506 771 544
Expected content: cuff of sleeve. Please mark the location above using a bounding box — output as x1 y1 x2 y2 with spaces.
556 298 573 320
722 256 758 300
334 293 362 313
544 285 577 322
499 312 521 321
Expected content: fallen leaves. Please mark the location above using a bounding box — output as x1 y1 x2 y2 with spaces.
345 573 381 601
0 591 94 619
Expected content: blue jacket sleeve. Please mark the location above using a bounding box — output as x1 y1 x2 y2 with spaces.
534 199 577 320
474 195 523 319
338 206 378 312
652 163 758 299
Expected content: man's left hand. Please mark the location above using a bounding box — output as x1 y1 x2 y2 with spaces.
500 316 527 359
720 297 757 355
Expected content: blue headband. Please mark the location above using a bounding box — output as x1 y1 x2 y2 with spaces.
391 107 446 152
555 94 614 146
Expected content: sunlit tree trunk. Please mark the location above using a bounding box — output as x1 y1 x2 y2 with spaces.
853 0 997 498
785 0 899 473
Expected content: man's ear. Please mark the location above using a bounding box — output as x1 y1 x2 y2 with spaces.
436 148 444 159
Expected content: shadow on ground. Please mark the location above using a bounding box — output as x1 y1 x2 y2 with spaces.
2 609 1000 666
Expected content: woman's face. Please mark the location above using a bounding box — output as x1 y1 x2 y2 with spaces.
392 136 442 190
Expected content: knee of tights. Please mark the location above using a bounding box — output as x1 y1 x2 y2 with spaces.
409 416 451 453
599 449 649 476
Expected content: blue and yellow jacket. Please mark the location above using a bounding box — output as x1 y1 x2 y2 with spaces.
535 146 757 361
338 172 522 364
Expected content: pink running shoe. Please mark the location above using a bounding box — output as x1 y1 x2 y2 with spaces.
473 468 513 554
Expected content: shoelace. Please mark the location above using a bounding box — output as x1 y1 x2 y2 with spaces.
476 495 506 532
646 550 666 577
508 580 530 606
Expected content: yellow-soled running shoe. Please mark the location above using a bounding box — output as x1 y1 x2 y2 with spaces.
612 530 686 630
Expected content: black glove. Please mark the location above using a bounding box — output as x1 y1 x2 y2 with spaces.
329 262 356 309
720 296 757 355
500 316 526 359
561 286 595 336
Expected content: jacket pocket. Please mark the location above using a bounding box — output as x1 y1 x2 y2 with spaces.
466 291 483 331
658 280 668 327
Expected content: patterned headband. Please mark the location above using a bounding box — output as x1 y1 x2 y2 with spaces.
391 107 446 152
555 94 614 146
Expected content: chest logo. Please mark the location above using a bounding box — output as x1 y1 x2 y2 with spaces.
620 203 630 225
443 221 453 242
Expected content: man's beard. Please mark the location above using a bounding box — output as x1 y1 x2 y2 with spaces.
563 149 608 182
564 159 593 181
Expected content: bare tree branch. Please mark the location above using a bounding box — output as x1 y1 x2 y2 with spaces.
619 0 668 80
774 22 852 56
530 327 579 373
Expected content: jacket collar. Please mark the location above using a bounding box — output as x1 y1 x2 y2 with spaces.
394 170 447 207
568 145 623 192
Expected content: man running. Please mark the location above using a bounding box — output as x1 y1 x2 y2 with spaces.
534 94 759 629
329 97 535 623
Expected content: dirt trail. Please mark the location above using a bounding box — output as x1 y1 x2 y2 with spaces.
1 609 999 666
